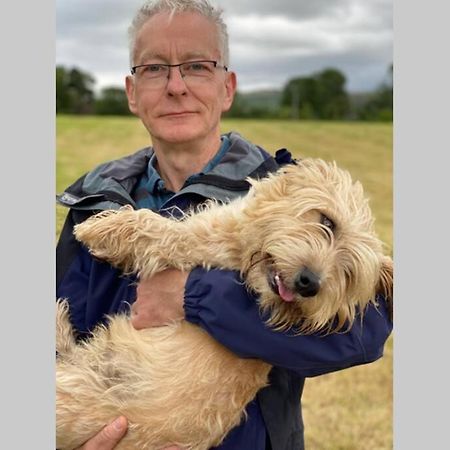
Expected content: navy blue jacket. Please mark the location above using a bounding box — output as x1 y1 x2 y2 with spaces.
56 132 392 450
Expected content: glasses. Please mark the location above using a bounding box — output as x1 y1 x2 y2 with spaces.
130 60 228 88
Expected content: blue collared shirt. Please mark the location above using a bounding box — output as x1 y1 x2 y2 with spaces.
134 135 231 211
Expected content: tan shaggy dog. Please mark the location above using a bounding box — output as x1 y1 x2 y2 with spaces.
56 158 393 450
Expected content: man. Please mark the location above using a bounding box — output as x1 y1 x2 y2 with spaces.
56 1 392 449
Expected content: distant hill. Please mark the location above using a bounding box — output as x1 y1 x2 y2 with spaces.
238 89 373 111
227 88 379 120
239 89 282 111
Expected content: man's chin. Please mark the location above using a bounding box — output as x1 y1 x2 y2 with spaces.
153 123 209 145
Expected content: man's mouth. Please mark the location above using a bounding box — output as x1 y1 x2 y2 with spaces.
267 267 296 303
160 111 196 118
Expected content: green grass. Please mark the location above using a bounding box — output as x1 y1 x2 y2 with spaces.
56 115 393 449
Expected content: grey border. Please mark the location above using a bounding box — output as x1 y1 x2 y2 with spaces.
18 0 450 448
394 1 449 448
1 1 55 448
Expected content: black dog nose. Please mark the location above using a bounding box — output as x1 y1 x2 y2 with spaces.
294 268 321 297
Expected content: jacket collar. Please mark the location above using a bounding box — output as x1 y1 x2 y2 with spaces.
56 132 280 211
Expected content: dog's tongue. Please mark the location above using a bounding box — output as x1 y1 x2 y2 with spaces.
276 276 295 302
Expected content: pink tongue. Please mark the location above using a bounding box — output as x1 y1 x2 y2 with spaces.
276 278 296 302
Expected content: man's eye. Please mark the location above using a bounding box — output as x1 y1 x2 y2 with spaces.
187 63 206 71
320 214 335 232
185 62 213 73
145 64 163 72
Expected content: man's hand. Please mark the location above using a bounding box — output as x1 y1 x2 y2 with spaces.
131 268 188 329
75 416 127 450
73 416 182 449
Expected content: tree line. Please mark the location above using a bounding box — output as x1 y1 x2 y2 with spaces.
56 65 392 121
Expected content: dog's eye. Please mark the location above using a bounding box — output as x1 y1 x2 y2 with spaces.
320 214 335 233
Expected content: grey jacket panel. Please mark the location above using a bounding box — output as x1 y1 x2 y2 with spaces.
56 132 271 211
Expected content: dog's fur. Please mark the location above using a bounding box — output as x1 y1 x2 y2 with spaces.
56 158 393 450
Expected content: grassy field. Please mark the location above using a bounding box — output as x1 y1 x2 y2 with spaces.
56 115 393 449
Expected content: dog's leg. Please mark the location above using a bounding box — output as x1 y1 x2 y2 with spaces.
74 204 244 278
74 207 181 277
56 299 77 358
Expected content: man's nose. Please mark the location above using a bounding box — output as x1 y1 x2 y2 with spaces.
166 66 188 96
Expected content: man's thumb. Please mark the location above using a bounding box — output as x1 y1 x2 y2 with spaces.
99 416 128 445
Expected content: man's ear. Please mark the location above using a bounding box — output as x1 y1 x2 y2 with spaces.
125 75 138 115
222 71 237 113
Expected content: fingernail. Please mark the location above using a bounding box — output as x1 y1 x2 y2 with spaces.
112 416 126 431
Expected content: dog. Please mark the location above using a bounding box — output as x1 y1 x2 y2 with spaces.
56 158 393 450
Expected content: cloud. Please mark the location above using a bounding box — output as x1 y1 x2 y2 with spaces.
226 6 392 91
223 0 350 21
56 0 392 93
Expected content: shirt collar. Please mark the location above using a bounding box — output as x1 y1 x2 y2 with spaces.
145 135 231 194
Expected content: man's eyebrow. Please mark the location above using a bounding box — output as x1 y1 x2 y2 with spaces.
137 50 213 64
137 51 163 64
182 51 212 61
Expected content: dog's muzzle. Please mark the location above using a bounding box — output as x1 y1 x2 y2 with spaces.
268 265 321 302
294 268 321 297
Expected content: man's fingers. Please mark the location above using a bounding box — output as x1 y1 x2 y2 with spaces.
99 416 127 443
77 416 128 450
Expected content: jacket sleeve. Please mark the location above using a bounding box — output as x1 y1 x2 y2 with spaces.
184 268 392 378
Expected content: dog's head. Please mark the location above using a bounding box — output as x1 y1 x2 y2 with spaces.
241 159 393 334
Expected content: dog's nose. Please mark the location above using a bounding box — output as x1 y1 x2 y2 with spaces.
294 268 321 297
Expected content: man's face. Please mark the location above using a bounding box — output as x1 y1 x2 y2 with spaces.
126 12 236 147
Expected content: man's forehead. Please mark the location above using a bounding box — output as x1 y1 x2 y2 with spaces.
133 12 220 59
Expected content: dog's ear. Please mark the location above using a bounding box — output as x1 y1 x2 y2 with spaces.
377 256 394 320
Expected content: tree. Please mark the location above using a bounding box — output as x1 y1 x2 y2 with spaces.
281 68 350 120
95 87 131 115
358 64 393 121
56 66 96 114
224 91 248 117
282 76 317 119
316 69 350 119
56 66 71 113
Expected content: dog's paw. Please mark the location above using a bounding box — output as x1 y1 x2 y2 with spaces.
56 299 76 357
73 206 141 270
74 207 131 248
56 298 70 322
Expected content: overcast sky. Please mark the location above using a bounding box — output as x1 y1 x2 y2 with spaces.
56 0 392 94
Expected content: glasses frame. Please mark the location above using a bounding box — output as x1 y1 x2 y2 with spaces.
130 60 228 77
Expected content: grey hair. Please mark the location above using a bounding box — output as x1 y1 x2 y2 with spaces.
128 0 229 68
